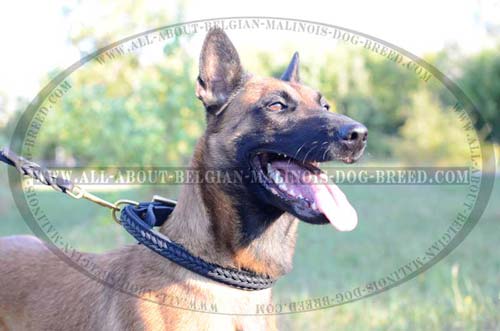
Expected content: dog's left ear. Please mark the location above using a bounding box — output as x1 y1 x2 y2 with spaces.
196 28 244 113
281 52 300 83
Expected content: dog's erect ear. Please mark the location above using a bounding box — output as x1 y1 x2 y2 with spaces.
280 52 300 83
196 28 244 113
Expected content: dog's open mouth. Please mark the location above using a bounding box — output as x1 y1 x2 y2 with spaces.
252 152 358 231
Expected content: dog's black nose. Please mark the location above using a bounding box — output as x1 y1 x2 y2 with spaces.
339 122 368 145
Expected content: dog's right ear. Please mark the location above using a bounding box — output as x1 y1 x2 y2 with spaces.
281 52 300 83
196 28 244 114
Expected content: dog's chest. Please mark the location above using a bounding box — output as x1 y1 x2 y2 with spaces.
128 279 277 331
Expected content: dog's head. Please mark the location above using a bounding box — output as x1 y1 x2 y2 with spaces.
194 28 367 237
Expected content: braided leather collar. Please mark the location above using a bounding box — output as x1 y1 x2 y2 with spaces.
120 200 276 291
0 148 275 291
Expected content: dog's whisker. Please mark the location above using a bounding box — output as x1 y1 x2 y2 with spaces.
321 142 330 161
302 143 319 164
292 143 307 164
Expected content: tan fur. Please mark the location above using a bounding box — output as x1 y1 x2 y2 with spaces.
0 27 366 330
0 200 283 330
0 34 331 330
0 139 294 331
240 77 322 110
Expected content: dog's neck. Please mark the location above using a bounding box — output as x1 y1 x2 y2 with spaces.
159 139 299 279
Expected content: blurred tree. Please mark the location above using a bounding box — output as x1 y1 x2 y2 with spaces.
36 45 201 166
396 88 470 165
363 53 421 135
313 49 422 158
9 6 497 166
31 1 202 166
458 48 500 142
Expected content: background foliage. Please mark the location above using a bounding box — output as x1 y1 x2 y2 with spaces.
3 36 498 166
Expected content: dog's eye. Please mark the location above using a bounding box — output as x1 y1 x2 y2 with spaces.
267 102 287 112
323 103 330 111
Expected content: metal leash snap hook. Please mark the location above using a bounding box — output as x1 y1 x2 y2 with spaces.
68 185 122 211
66 185 85 199
112 199 140 224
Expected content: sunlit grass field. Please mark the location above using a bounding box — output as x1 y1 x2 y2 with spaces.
0 171 498 331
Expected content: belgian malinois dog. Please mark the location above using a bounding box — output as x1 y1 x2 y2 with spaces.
0 28 367 330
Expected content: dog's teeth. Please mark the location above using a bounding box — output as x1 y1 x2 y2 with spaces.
298 193 304 199
270 188 278 195
289 188 296 196
311 202 317 210
279 183 287 191
271 171 280 184
267 163 273 173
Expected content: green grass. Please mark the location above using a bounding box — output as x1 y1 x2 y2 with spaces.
0 170 498 330
277 181 500 331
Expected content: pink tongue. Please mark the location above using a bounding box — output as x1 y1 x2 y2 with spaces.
309 174 358 232
270 161 358 231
